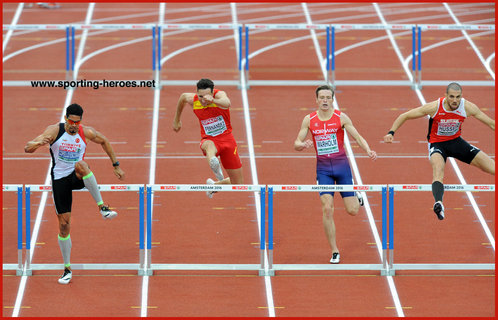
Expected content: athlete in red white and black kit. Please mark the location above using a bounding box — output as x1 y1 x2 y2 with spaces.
173 79 243 198
384 82 495 220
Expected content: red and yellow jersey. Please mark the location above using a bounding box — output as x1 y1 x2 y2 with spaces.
427 97 466 143
309 109 347 160
193 89 232 139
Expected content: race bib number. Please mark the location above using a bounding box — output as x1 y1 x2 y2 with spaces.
437 119 460 136
201 116 227 137
58 143 81 162
315 134 339 155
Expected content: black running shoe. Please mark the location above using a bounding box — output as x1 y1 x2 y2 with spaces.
433 201 445 220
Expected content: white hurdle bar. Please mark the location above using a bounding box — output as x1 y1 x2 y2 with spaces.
2 185 24 275
145 184 267 275
267 185 389 275
23 184 145 276
388 184 495 275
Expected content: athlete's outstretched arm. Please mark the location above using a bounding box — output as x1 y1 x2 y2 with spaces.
211 90 231 109
466 101 495 131
341 113 377 160
24 124 58 153
85 126 125 180
383 101 437 143
173 93 194 132
294 115 313 151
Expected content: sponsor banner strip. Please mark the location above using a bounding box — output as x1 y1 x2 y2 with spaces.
269 185 385 192
390 184 495 192
25 184 143 191
149 184 265 192
3 184 23 191
4 24 493 31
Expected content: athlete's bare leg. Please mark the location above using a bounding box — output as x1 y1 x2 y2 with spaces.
57 212 71 238
343 196 360 216
74 160 91 179
201 140 224 180
320 194 338 253
430 153 446 183
470 151 495 175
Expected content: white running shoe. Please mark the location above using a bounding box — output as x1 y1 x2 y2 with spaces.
209 157 224 181
356 192 364 206
206 178 217 199
100 205 117 219
58 268 72 284
330 252 340 264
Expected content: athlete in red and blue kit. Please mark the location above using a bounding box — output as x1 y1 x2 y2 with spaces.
295 85 377 264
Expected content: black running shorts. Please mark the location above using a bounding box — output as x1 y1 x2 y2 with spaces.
52 170 85 214
429 137 481 164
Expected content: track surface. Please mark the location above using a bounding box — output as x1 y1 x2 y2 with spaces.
2 3 495 317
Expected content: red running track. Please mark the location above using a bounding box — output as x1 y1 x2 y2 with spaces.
2 2 495 317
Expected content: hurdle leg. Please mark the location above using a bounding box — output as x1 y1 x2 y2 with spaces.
25 187 32 276
144 186 153 276
388 186 395 275
138 187 146 276
258 187 266 276
268 187 274 276
17 186 23 276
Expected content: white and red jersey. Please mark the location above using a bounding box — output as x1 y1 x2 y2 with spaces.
192 89 232 139
309 109 347 160
50 123 87 180
427 97 466 143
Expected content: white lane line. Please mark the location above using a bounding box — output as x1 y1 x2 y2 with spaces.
140 3 165 318
443 2 495 80
403 30 495 70
2 3 24 52
374 2 495 313
375 2 495 251
485 52 495 71
11 3 95 317
304 2 405 317
232 3 275 317
410 94 495 251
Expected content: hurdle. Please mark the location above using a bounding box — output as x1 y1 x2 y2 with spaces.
266 184 389 276
145 184 267 276
414 24 495 88
388 184 495 275
2 184 24 275
23 184 145 276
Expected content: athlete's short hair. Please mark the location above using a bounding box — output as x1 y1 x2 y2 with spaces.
197 78 215 92
66 103 83 118
446 82 462 93
315 85 335 98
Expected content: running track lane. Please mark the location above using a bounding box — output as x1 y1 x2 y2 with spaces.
2 2 494 317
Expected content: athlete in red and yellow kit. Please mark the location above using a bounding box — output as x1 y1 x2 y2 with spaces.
173 79 243 197
294 85 377 263
384 82 495 220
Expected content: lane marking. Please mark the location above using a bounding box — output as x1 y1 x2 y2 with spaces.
316 3 404 316
232 3 276 317
444 3 495 80
2 3 24 52
141 3 166 317
12 4 96 318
